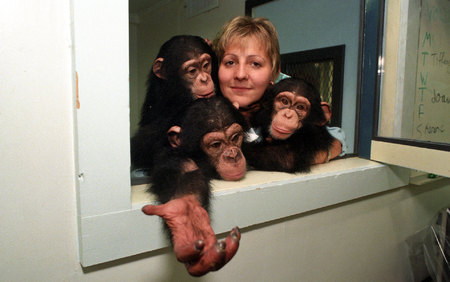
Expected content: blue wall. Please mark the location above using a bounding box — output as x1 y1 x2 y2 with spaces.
254 0 361 154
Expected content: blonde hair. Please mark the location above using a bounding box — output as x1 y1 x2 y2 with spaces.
213 16 281 81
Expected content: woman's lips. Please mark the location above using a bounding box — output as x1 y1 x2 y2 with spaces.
230 86 251 92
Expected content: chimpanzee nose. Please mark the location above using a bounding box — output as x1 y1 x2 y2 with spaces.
284 109 295 118
199 71 209 83
223 147 239 161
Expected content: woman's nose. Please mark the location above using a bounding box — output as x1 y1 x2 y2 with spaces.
235 65 248 80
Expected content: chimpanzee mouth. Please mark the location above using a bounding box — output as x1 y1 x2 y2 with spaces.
222 170 246 181
272 125 293 135
270 125 295 140
196 91 215 99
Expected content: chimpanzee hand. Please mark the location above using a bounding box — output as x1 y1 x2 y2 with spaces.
142 195 240 276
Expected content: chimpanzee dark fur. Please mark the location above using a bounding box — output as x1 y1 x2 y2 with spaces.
131 35 218 172
149 96 248 209
243 78 334 173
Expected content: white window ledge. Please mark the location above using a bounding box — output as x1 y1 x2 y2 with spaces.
79 157 410 266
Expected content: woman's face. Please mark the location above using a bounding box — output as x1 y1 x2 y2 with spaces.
218 36 273 108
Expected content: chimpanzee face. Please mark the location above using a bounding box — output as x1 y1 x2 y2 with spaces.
269 91 311 140
180 53 215 99
201 123 246 181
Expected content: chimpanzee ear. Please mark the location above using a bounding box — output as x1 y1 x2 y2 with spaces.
167 126 181 148
319 102 332 126
153 58 165 79
203 37 212 47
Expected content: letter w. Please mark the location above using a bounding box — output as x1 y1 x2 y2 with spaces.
420 72 428 86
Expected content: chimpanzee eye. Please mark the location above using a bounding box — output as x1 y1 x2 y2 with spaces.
203 61 210 70
296 104 306 111
231 133 242 144
280 97 289 106
184 67 198 79
209 141 221 149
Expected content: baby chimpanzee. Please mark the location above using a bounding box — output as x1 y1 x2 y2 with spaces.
243 77 336 172
131 35 218 173
142 96 247 277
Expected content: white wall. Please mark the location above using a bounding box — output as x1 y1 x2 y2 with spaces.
1 1 450 281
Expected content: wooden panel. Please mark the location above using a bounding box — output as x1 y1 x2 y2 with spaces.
73 0 131 217
371 140 450 177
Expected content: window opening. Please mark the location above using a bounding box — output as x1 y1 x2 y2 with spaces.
281 45 345 127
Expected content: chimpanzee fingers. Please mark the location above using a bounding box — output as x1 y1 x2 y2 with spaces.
174 240 204 263
223 226 241 263
207 227 241 273
185 242 227 277
141 204 167 217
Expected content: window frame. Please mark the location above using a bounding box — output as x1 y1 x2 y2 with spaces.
370 0 450 177
280 45 345 127
75 0 410 267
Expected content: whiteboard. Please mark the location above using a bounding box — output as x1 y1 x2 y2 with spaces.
412 0 450 143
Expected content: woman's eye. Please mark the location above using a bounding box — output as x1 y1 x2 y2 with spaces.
252 61 262 68
224 60 234 66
